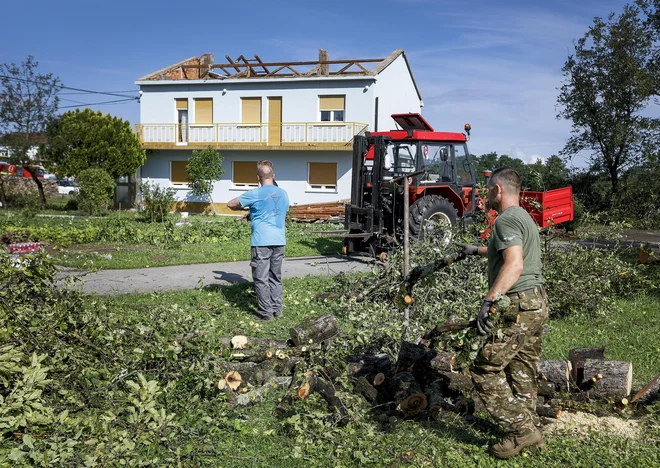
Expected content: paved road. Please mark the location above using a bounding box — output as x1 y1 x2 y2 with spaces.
58 255 374 295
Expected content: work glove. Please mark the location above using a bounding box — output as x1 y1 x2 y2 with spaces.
455 242 480 256
476 300 494 336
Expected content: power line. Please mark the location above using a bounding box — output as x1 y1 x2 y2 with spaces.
0 74 138 99
59 98 137 109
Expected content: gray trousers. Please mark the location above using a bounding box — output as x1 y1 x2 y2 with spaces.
250 246 285 319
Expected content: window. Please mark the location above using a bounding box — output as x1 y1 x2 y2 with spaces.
308 162 337 191
392 143 417 176
171 161 190 186
420 143 452 184
175 99 188 143
194 98 213 124
241 98 262 124
319 95 345 122
233 161 258 188
454 144 474 185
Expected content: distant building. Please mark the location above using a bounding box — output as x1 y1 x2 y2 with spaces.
135 49 422 213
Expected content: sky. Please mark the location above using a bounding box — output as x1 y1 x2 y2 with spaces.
0 0 642 167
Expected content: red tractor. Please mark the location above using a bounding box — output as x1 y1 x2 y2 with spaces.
342 113 574 255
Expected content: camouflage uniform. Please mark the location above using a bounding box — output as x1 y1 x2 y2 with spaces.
471 287 549 436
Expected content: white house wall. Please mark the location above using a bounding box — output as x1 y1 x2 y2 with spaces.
139 79 377 126
141 149 352 206
372 55 422 131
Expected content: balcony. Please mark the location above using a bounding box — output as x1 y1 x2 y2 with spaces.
134 122 368 151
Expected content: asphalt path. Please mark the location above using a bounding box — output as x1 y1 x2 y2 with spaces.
58 255 374 295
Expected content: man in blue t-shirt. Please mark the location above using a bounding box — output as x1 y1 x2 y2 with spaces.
227 164 289 320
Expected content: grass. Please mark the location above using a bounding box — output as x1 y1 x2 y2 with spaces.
85 278 660 467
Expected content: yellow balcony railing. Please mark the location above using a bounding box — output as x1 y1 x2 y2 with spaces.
134 122 368 150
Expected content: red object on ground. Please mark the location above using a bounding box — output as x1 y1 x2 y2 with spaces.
7 242 42 254
520 187 574 228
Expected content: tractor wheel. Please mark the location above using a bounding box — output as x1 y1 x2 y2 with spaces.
409 195 458 244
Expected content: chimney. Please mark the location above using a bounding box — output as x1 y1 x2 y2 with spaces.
200 53 214 79
319 49 329 76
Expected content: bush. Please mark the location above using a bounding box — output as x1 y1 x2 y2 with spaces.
139 181 176 222
76 168 115 215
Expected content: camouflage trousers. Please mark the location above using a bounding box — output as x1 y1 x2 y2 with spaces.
470 287 549 436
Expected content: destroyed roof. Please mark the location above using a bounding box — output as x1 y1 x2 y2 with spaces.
136 49 421 100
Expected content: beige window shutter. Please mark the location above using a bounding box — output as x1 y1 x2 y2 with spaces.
233 161 258 184
175 99 188 110
309 162 337 185
241 98 262 124
319 95 345 111
171 161 190 183
195 98 213 124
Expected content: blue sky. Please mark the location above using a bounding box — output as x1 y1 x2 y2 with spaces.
1 0 638 166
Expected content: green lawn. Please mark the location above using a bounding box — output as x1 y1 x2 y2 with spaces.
84 279 659 467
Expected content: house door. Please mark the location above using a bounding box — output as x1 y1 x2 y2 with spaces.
268 97 282 146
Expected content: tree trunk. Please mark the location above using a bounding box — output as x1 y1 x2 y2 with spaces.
396 341 428 373
235 376 293 407
208 192 217 215
226 335 291 350
289 314 339 346
631 374 660 405
354 376 378 403
346 354 391 379
537 360 572 393
389 372 427 417
29 171 47 208
568 347 606 384
436 370 475 396
0 177 7 208
582 359 632 399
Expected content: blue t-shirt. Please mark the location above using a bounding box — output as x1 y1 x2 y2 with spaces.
238 185 289 246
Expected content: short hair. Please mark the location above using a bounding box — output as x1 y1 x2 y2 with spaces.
489 167 521 194
257 159 273 168
257 164 274 179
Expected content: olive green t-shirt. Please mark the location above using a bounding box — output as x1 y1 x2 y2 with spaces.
487 206 543 293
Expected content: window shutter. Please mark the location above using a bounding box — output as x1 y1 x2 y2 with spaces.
319 95 345 111
309 162 337 186
171 161 190 183
233 161 258 185
241 98 262 123
175 99 188 110
195 98 213 124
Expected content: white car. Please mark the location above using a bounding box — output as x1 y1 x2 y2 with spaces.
56 179 79 195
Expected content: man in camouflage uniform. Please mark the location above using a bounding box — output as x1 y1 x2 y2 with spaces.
457 167 549 459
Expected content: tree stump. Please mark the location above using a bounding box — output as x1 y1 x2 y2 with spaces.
568 347 606 384
537 360 572 393
289 314 339 346
582 359 633 399
631 374 660 405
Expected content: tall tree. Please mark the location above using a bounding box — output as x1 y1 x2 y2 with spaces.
187 146 225 215
44 109 145 178
0 56 61 208
557 4 659 195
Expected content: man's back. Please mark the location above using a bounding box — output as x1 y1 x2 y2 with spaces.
238 185 289 246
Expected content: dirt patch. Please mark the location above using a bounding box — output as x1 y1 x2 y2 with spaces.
151 255 167 262
63 245 152 253
543 411 641 439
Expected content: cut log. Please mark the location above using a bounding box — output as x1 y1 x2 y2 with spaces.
437 370 474 396
355 377 378 403
230 335 249 349
536 404 562 419
537 380 556 398
537 360 572 393
425 379 450 413
427 351 456 372
390 372 427 417
312 375 349 422
229 348 278 363
225 371 243 391
568 347 606 384
631 374 660 405
289 314 339 346
396 341 428 372
373 372 386 387
346 354 391 378
582 359 633 399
